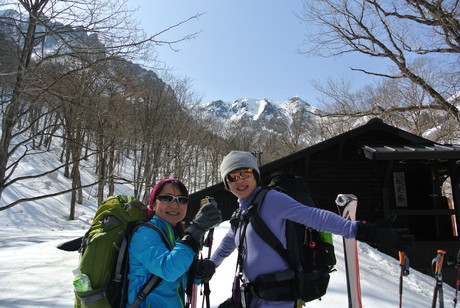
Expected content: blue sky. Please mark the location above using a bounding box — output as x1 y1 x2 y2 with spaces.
128 1 388 106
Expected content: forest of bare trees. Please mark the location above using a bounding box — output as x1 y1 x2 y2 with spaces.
300 0 459 141
0 0 458 219
0 0 217 218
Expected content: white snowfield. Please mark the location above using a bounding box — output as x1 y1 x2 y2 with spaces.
0 143 455 307
0 218 455 308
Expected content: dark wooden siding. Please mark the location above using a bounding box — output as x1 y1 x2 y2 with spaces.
306 160 384 221
186 119 460 287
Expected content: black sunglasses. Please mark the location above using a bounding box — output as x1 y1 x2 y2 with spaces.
156 194 189 205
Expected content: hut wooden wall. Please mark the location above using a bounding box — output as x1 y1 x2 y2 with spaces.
186 119 460 287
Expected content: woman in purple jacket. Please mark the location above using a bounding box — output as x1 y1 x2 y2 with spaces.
211 151 413 308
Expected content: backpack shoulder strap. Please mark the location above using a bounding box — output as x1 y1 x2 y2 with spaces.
129 222 173 308
229 187 268 235
229 207 242 234
140 222 173 250
249 188 290 263
233 188 270 275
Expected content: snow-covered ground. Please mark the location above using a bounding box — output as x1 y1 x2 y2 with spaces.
0 145 456 307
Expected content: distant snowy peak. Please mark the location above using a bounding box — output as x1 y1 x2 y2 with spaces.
280 96 319 114
0 9 103 54
228 98 284 122
200 96 318 125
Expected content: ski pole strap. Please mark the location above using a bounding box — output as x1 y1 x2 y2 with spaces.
204 228 214 252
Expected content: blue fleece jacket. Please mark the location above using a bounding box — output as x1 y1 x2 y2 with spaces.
211 187 359 308
126 216 196 308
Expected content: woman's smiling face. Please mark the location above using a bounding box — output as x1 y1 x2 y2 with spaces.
152 183 188 226
226 168 257 200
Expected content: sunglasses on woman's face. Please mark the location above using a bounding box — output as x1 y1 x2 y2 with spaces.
226 168 254 183
156 194 189 205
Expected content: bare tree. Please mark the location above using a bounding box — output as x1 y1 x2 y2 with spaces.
300 0 460 123
312 56 460 142
0 0 200 212
189 113 229 189
272 98 321 156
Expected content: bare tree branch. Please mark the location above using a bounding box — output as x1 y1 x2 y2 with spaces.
300 0 460 122
0 180 100 211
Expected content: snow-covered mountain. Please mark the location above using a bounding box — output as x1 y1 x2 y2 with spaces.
196 96 320 132
0 9 102 52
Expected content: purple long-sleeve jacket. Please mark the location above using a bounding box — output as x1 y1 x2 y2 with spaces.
211 186 359 308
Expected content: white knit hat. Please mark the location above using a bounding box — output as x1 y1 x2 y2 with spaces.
220 151 260 188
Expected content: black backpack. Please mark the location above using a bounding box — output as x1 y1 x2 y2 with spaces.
230 172 336 303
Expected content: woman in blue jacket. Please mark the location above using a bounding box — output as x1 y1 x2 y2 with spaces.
127 178 221 308
211 151 413 308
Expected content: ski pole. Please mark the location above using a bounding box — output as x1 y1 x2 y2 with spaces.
200 197 216 308
431 249 446 308
188 197 216 308
449 249 460 308
185 256 198 308
201 228 214 308
398 251 410 308
455 261 460 308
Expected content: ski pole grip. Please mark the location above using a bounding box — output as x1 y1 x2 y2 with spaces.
399 251 405 265
436 250 447 273
335 194 357 207
200 196 215 207
200 196 217 249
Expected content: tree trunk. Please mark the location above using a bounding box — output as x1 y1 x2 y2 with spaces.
0 12 40 198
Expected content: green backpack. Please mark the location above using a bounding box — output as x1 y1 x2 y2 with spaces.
74 195 169 308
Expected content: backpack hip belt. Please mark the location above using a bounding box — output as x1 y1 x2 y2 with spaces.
248 269 297 302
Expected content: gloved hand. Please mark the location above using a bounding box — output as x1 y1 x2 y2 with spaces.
196 259 216 283
355 216 414 251
180 199 222 252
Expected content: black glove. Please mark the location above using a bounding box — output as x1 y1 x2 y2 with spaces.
355 216 414 252
180 200 222 252
196 259 216 283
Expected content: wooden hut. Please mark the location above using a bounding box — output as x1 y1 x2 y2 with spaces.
187 118 460 287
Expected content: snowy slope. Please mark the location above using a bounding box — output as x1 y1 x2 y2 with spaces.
0 142 456 308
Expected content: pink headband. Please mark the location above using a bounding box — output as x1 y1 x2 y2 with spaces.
148 178 188 207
